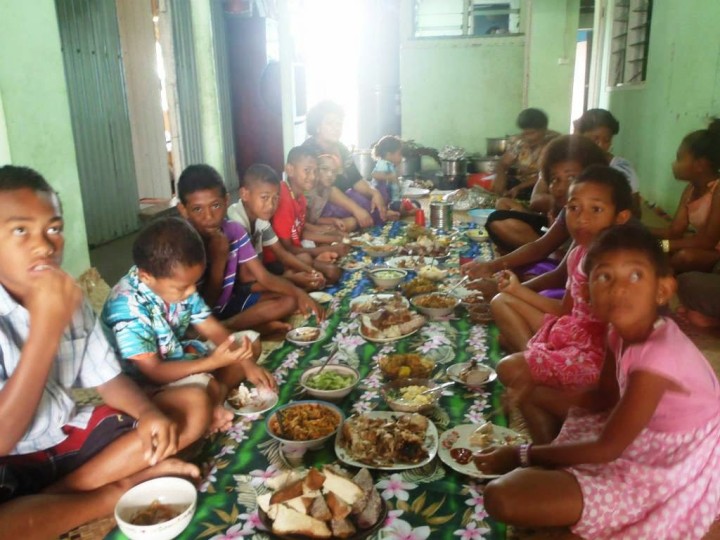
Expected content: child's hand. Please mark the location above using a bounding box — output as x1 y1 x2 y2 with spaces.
244 363 277 391
370 191 387 221
496 269 521 294
354 209 374 228
206 228 230 263
473 445 520 476
26 267 82 336
330 243 349 257
209 335 249 368
461 260 493 279
316 251 338 263
135 408 178 466
333 218 347 232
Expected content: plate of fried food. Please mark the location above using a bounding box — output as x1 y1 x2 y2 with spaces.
359 307 425 343
287 327 323 347
349 293 410 314
336 412 438 470
266 401 344 451
226 383 279 416
257 465 387 540
377 353 435 379
438 423 526 479
402 277 438 297
386 256 439 271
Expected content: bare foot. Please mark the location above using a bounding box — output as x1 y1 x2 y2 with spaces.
687 309 720 329
209 404 234 434
255 321 293 336
115 458 200 493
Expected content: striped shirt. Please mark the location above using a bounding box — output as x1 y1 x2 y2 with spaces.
207 219 258 313
101 266 211 384
0 286 121 454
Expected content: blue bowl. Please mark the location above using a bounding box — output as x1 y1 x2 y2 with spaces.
468 208 494 226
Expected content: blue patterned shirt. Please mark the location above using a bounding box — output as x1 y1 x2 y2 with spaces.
101 266 212 384
0 286 122 454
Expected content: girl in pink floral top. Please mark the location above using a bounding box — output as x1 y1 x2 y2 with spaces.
494 166 633 442
477 222 720 540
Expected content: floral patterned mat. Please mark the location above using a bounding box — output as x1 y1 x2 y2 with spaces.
104 220 505 540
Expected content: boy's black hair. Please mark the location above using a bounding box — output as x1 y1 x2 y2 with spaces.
287 146 317 166
571 164 633 214
242 163 280 188
682 118 720 172
540 134 608 184
516 108 549 130
0 165 54 194
573 108 620 135
133 216 205 278
584 222 672 277
306 100 344 137
372 135 403 161
177 164 227 205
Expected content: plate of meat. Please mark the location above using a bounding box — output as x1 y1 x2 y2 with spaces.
335 412 438 470
359 307 425 343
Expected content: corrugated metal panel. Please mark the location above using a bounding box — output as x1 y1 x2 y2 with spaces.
210 0 240 192
56 0 140 246
170 0 204 166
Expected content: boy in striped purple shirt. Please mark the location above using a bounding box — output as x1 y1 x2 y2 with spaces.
177 165 321 336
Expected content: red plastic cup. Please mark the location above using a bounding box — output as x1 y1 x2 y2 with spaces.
414 209 426 226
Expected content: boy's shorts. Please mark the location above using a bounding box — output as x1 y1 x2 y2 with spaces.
0 405 136 501
215 283 261 320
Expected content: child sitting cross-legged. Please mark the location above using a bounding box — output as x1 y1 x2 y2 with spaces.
270 146 349 284
476 223 720 540
176 164 322 335
0 167 207 539
494 165 633 443
102 217 276 435
228 163 328 291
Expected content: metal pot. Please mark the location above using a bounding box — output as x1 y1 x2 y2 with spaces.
441 159 467 176
468 157 500 174
486 137 509 157
399 155 421 176
352 150 375 179
429 201 454 231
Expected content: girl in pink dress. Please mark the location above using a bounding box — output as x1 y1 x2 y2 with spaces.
651 119 720 273
495 165 633 442
476 222 720 540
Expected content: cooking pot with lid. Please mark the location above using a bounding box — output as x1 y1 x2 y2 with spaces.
441 159 467 177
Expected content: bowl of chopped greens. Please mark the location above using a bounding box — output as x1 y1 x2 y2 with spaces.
299 364 359 401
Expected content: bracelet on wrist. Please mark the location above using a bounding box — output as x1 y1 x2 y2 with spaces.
518 443 533 467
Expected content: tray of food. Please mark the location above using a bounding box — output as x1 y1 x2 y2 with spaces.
257 466 387 539
349 293 410 314
359 307 425 343
438 423 526 479
335 412 438 470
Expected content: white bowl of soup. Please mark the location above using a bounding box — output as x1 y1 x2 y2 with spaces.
114 477 197 540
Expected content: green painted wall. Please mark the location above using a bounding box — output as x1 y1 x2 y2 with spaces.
401 36 526 154
602 1 720 212
526 0 579 133
400 0 579 155
0 0 90 276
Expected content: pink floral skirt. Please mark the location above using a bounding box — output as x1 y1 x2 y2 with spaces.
555 409 720 539
525 314 606 389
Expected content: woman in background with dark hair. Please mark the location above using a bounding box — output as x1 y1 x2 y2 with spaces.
492 107 560 200
301 101 381 227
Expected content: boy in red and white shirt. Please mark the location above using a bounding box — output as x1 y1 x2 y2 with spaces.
271 147 347 283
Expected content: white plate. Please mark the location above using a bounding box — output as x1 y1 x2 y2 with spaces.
225 387 279 416
309 291 333 304
341 259 369 271
446 362 498 386
404 187 430 199
438 424 526 479
286 327 323 346
335 411 439 470
385 256 439 271
359 326 420 343
349 293 410 313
